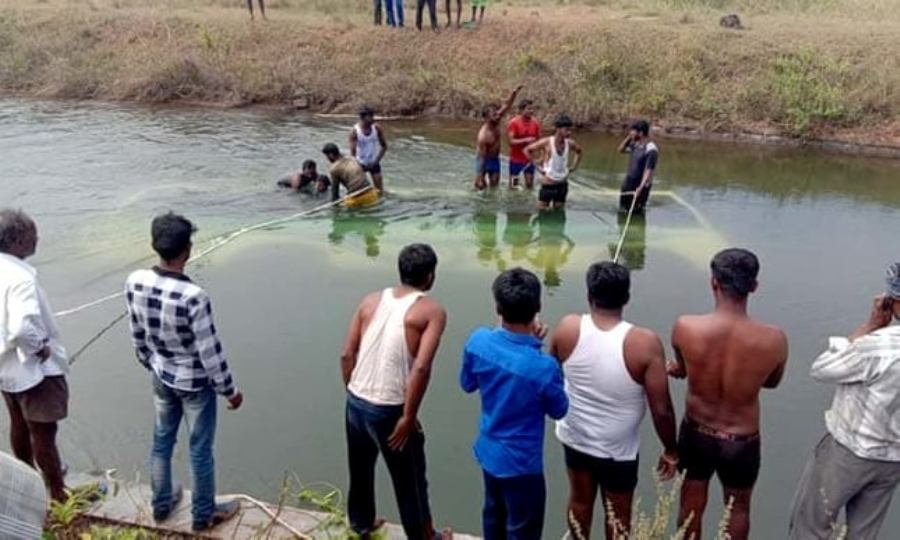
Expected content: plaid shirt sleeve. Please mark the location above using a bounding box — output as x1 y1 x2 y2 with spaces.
125 287 152 370
189 292 237 398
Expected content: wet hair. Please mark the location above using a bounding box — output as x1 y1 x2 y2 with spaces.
586 262 631 310
481 105 497 119
398 243 438 288
0 208 35 253
358 105 375 119
151 212 196 261
711 248 760 299
493 268 542 324
302 159 317 171
322 143 340 157
554 114 574 129
630 120 650 136
518 99 533 112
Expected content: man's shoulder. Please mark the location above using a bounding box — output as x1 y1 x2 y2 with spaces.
464 327 494 350
646 141 660 153
126 269 206 300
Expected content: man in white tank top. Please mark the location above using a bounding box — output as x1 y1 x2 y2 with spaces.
340 244 451 540
525 114 583 211
549 261 678 539
349 106 388 193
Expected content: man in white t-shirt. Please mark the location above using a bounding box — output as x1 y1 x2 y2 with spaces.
0 209 70 502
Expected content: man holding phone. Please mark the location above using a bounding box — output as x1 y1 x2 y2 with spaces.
790 263 900 540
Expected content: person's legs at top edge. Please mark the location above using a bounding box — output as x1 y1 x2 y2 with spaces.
373 0 383 25
385 0 396 26
182 386 218 529
150 376 183 520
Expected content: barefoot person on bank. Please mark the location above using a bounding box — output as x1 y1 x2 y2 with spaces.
125 213 243 532
341 244 451 540
668 248 788 540
551 262 678 539
475 85 523 190
0 209 70 503
790 263 900 540
461 268 569 540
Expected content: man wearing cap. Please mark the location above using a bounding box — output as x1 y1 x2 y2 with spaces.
790 263 900 540
349 107 388 194
322 143 380 209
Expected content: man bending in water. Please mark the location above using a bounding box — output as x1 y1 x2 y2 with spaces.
322 143 379 209
668 248 788 540
525 114 583 210
350 107 388 193
475 85 522 191
276 160 331 195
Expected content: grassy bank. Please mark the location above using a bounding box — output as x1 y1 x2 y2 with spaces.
0 0 897 147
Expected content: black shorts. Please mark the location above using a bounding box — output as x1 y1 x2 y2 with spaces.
362 162 382 175
563 444 639 493
677 417 761 489
2 376 69 423
619 181 651 212
539 182 568 204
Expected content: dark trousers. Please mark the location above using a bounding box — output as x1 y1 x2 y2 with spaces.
482 470 546 540
620 181 652 213
416 0 438 30
346 392 433 539
373 0 383 25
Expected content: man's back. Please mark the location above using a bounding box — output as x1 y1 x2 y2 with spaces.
674 312 787 434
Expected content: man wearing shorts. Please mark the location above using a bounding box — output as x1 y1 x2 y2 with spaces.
323 143 380 209
525 114 583 210
507 100 542 189
668 248 788 540
0 209 70 503
349 106 387 193
475 85 522 190
471 0 487 25
551 262 678 539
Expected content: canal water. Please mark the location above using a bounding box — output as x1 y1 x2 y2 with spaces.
1 99 899 537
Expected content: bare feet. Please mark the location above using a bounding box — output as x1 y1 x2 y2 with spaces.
360 517 387 539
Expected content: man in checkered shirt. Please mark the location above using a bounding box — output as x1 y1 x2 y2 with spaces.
125 212 243 532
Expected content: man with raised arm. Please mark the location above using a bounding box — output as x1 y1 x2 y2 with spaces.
340 244 451 540
125 212 243 532
475 85 523 190
617 120 659 214
551 262 678 539
790 263 900 540
668 248 788 540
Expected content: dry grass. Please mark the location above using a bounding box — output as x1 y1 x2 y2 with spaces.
0 0 897 143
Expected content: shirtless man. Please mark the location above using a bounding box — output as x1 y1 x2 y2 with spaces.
350 106 388 193
341 244 450 540
668 248 788 540
276 159 331 194
475 85 522 191
322 143 379 209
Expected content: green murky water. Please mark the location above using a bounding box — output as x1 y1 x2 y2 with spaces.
2 100 899 537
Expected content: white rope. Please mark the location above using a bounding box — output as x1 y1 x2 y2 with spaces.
612 186 642 264
54 189 370 319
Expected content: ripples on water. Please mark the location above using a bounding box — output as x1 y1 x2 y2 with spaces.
1 99 900 537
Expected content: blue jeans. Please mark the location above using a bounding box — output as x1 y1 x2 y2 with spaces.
482 471 546 540
150 375 217 528
386 0 404 26
345 392 433 539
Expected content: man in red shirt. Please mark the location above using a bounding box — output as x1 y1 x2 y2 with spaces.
507 100 542 189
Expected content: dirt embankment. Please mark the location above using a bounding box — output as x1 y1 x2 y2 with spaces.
0 1 897 153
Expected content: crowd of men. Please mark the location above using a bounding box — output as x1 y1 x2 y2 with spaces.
2 205 900 539
280 97 659 216
371 0 489 31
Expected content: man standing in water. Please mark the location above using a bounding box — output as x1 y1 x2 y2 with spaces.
125 213 243 532
525 114 583 210
322 143 379 208
350 106 388 193
617 120 658 214
790 263 900 540
507 99 542 189
475 85 523 190
341 244 450 540
0 209 70 503
551 262 678 539
668 248 788 540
